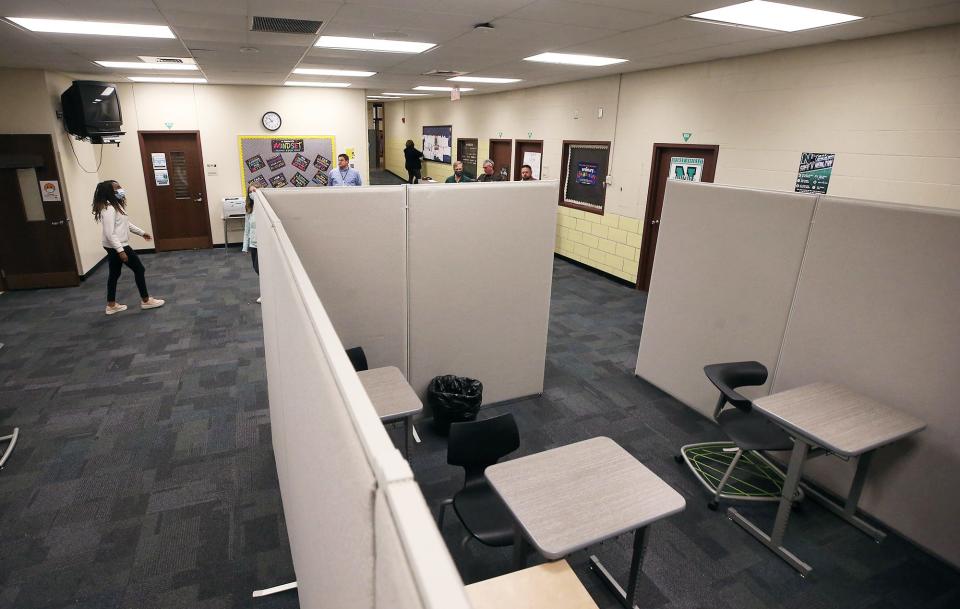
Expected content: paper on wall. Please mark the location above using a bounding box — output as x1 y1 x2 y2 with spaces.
154 170 169 186
522 151 542 179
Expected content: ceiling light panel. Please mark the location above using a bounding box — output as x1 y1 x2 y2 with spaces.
293 68 376 77
689 1 861 32
413 86 474 92
128 76 206 83
97 61 199 70
382 92 430 96
7 17 175 38
524 52 627 66
315 36 435 53
448 76 521 84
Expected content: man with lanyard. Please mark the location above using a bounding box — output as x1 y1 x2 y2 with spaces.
445 161 475 183
327 153 362 186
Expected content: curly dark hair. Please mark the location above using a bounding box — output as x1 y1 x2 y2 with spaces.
92 180 125 222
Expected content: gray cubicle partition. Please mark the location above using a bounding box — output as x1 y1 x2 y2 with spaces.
406 181 558 404
635 181 816 416
772 197 960 567
267 187 408 375
635 182 960 568
254 190 471 609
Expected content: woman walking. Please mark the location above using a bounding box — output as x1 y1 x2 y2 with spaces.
92 180 164 315
243 186 261 303
404 139 423 184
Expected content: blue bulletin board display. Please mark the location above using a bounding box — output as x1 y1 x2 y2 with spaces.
422 125 452 164
238 135 335 196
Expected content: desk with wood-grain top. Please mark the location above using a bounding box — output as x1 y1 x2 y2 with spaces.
465 560 600 609
486 437 685 609
729 382 926 575
358 366 422 457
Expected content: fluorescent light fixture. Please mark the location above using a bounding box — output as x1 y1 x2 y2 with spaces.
689 1 861 32
382 92 430 96
7 17 175 38
413 86 474 92
293 68 376 77
524 52 627 67
314 35 435 54
100 86 115 96
367 96 401 100
448 76 521 84
283 81 352 88
128 76 206 83
96 60 198 71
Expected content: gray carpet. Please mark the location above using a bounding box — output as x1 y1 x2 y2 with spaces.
0 250 957 609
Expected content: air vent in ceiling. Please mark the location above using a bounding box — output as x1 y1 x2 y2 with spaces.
422 69 466 77
251 16 323 35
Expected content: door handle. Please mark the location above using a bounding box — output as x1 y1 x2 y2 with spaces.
651 219 660 225
194 193 204 203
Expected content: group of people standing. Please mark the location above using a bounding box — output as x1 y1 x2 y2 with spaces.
404 140 538 184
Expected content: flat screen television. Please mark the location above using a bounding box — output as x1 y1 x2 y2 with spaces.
61 81 124 142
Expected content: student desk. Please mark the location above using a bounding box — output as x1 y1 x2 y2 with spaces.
466 560 599 609
358 366 422 457
486 437 685 609
729 382 926 575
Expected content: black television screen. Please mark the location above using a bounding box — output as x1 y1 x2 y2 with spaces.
62 80 123 140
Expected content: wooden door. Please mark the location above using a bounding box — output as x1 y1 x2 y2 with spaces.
488 139 512 181
636 144 719 290
457 138 478 179
0 134 78 289
514 140 543 180
138 131 212 251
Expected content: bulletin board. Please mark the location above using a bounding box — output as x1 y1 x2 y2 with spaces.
422 125 452 164
562 142 610 210
238 135 335 196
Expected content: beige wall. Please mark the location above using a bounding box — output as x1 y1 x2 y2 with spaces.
384 24 960 283
0 70 369 275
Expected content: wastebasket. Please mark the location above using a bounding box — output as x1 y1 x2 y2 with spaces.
428 375 483 436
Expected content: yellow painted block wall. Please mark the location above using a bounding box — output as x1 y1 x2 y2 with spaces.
554 206 641 284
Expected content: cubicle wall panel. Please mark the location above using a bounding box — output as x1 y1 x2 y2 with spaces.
407 182 558 404
635 182 816 417
773 197 960 567
374 481 471 609
267 187 408 375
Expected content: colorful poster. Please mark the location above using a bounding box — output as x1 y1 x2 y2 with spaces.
311 171 329 186
422 125 453 164
291 172 310 187
314 154 331 172
39 180 61 202
291 153 310 171
269 173 288 188
248 175 269 189
668 157 704 182
575 161 599 186
795 152 835 193
245 155 266 173
272 139 304 153
267 154 285 171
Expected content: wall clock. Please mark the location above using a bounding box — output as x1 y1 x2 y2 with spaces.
262 111 282 131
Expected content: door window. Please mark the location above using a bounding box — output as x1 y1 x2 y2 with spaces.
170 151 190 199
16 168 45 222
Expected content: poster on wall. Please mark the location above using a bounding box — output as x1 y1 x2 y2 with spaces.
458 138 478 178
422 125 453 164
39 180 61 202
151 153 167 170
668 157 704 182
522 151 542 179
576 162 599 185
795 152 835 193
238 135 336 195
154 170 169 186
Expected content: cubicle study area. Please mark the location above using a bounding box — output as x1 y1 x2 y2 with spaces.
636 181 960 570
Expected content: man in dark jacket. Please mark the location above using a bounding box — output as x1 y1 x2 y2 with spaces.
404 139 423 183
477 159 502 182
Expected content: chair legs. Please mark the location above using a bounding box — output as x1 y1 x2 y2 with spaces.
436 498 454 529
709 448 743 510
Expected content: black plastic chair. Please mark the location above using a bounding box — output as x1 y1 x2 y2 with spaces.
436 413 520 547
345 346 368 372
679 361 795 510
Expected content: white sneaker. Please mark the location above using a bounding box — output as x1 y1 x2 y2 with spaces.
105 303 127 315
256 296 262 304
141 297 165 310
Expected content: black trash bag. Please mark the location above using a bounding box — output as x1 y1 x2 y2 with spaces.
428 375 483 436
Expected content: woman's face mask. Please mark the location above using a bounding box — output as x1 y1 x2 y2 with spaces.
115 188 126 200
